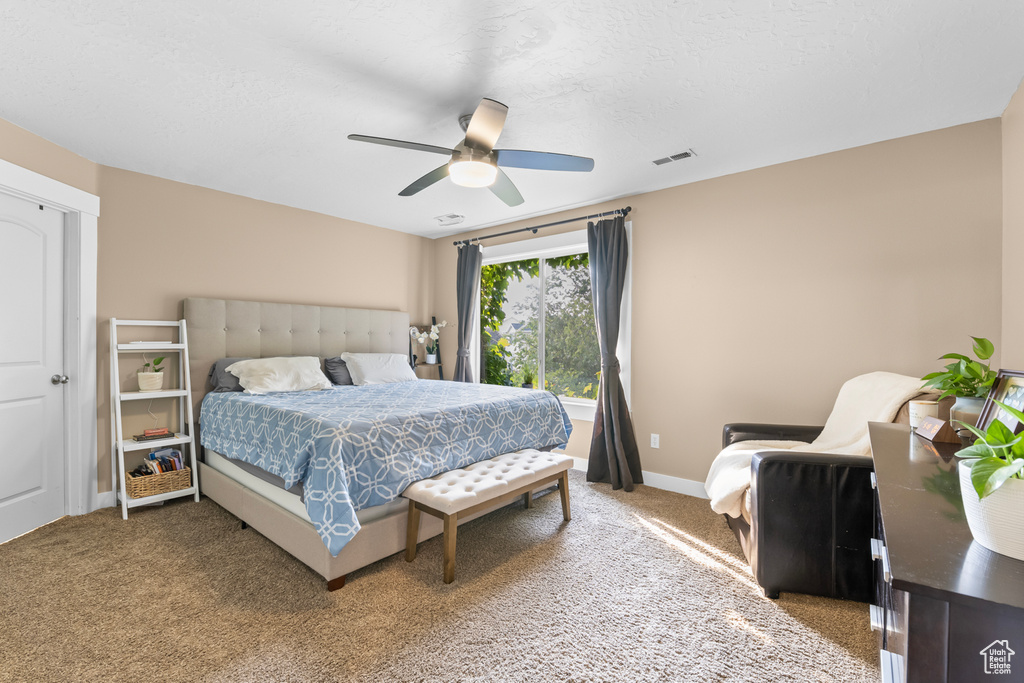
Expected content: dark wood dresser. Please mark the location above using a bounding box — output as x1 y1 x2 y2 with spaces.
869 422 1024 683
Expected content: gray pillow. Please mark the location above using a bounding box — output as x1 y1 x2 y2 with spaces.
208 357 250 392
324 356 354 385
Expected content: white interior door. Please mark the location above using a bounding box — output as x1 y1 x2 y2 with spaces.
0 192 65 543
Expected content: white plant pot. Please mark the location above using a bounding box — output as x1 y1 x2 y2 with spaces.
426 354 437 365
137 371 165 392
959 460 1024 561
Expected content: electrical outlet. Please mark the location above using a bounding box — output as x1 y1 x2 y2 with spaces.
650 433 660 449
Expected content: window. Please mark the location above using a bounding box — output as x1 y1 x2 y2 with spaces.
477 228 631 421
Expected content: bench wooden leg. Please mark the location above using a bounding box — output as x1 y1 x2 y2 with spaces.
406 499 420 562
523 490 533 508
327 575 347 591
558 471 571 522
443 513 458 584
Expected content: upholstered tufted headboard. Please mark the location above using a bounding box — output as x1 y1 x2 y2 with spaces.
183 297 410 419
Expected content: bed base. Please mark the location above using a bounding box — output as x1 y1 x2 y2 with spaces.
200 462 519 591
236 515 343 590
199 462 445 590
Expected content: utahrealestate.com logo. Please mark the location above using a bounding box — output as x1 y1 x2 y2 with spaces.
980 640 1015 675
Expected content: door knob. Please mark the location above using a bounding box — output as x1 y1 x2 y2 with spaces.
51 374 70 385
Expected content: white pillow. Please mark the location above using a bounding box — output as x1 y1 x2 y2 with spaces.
225 356 332 394
340 352 418 385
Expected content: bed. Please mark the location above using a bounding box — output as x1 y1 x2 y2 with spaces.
184 297 571 590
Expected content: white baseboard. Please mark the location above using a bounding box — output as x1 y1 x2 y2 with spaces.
568 456 709 499
93 491 116 511
641 471 709 499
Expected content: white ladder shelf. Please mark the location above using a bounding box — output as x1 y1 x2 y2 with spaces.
109 319 200 519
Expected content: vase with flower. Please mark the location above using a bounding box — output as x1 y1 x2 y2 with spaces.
410 319 447 365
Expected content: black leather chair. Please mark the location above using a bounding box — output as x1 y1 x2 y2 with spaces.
721 423 875 602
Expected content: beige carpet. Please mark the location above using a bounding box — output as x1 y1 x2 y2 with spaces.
0 471 877 682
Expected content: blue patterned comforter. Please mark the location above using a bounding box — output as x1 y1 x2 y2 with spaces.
200 380 572 555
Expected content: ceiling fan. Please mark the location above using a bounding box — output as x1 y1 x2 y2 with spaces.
348 98 594 207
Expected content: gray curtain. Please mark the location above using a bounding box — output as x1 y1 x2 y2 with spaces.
587 216 642 490
453 243 482 383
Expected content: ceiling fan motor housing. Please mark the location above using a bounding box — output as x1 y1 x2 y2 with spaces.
450 145 495 165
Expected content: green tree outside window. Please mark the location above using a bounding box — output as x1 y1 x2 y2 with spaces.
479 253 600 399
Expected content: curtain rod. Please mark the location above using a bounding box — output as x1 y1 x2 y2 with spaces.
452 206 631 247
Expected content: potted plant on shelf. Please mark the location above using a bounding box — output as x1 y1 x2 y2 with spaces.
138 355 166 392
522 369 535 389
410 320 447 364
921 336 997 444
954 400 1024 561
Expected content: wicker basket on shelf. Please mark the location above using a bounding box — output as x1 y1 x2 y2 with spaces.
124 467 191 499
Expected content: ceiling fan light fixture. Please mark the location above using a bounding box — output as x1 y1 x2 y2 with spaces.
448 159 497 188
350 97 593 206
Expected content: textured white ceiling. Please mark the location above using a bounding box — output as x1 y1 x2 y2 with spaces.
1 1 1023 237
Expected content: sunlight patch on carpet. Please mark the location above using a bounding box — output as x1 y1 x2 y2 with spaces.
634 514 763 596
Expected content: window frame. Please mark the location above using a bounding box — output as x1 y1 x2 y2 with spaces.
477 224 632 422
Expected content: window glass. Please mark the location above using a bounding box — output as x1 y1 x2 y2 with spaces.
543 254 599 399
480 252 599 399
481 258 538 387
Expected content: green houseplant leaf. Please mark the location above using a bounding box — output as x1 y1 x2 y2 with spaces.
970 457 1024 499
953 420 989 444
987 418 1018 445
957 397 1024 500
972 336 995 360
141 356 166 373
956 443 991 459
993 398 1024 428
921 337 996 400
964 361 985 380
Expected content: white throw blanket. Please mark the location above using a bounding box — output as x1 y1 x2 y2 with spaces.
704 372 926 519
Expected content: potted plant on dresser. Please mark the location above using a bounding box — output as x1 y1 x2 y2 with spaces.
955 401 1024 561
137 355 166 392
921 336 997 444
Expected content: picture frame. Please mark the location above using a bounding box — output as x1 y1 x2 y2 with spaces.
977 368 1024 433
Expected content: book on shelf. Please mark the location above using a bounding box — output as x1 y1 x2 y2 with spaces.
150 448 183 470
130 449 184 477
144 427 169 437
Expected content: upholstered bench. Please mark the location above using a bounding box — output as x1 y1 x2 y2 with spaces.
402 449 573 583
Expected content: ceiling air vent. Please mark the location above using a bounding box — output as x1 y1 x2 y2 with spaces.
435 213 465 227
652 149 696 166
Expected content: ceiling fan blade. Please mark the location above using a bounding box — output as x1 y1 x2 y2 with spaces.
399 164 450 196
464 98 508 152
488 168 524 207
348 134 453 156
495 149 595 172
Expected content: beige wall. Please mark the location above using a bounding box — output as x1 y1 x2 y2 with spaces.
0 118 434 494
0 118 99 195
1003 80 1024 368
95 167 434 490
433 120 1003 484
